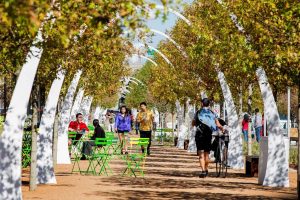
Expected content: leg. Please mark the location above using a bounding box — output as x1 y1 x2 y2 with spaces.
140 131 145 153
204 152 210 171
198 151 205 173
147 131 152 155
242 130 248 142
122 133 127 152
117 133 124 153
255 127 261 142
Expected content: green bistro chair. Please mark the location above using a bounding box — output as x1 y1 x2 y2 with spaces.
87 138 113 176
69 132 85 174
122 138 149 178
88 125 95 131
105 132 122 156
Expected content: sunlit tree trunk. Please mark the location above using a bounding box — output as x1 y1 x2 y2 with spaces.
297 73 300 195
30 86 38 191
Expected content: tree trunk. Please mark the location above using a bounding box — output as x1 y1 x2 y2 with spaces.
171 112 174 140
3 76 7 120
52 111 59 167
297 73 300 196
247 84 253 156
273 85 278 103
30 86 38 191
239 85 243 116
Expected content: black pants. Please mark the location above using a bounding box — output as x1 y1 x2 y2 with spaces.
82 141 96 156
140 131 152 153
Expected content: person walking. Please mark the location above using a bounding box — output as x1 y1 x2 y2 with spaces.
242 113 250 142
192 98 223 178
136 102 154 156
254 108 262 142
115 106 132 154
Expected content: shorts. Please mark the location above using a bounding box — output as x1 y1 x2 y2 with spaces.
195 133 212 152
117 130 129 134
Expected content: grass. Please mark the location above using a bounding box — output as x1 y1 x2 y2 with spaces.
290 147 298 165
243 141 260 156
242 140 298 166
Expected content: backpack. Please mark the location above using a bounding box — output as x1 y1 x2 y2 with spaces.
195 109 213 138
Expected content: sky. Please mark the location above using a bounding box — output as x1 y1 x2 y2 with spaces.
127 0 193 70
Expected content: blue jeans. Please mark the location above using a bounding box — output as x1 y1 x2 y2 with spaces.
242 130 248 142
255 127 262 142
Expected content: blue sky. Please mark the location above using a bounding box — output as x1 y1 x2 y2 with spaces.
128 0 193 69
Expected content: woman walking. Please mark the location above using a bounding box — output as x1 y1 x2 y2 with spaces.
115 106 132 154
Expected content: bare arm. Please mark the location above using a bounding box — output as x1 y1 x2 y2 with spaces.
215 119 224 132
192 119 196 127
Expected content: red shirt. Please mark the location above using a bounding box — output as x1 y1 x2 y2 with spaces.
68 121 89 132
242 119 249 131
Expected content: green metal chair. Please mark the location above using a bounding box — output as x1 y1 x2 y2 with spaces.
86 138 113 176
69 131 86 174
122 138 149 177
88 125 95 131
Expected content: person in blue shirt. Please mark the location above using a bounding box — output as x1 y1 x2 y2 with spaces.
192 98 223 178
115 106 132 154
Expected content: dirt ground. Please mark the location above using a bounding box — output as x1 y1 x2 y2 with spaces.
22 145 298 200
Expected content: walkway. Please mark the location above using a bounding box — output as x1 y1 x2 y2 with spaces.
22 144 297 199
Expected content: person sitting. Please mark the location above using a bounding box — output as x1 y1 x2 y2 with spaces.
68 113 89 145
81 119 106 159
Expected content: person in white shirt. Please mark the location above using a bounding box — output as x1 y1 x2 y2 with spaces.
254 108 262 142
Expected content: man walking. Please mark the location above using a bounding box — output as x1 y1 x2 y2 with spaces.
137 102 154 155
192 98 223 178
254 108 262 142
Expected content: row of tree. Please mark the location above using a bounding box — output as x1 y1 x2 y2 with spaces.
127 0 299 118
0 0 178 195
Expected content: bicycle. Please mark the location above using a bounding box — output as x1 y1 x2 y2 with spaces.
213 129 229 178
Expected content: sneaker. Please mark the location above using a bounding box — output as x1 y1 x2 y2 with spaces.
205 170 208 177
199 171 206 178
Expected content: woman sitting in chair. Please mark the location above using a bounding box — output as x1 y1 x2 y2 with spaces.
81 119 105 159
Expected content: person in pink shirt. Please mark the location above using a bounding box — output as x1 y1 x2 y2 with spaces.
242 114 250 142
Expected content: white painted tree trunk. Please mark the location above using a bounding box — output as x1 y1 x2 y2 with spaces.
218 71 244 169
187 103 196 152
0 30 44 200
57 71 82 164
176 101 185 149
36 71 65 185
70 88 84 121
256 67 289 187
93 106 101 120
79 96 93 124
